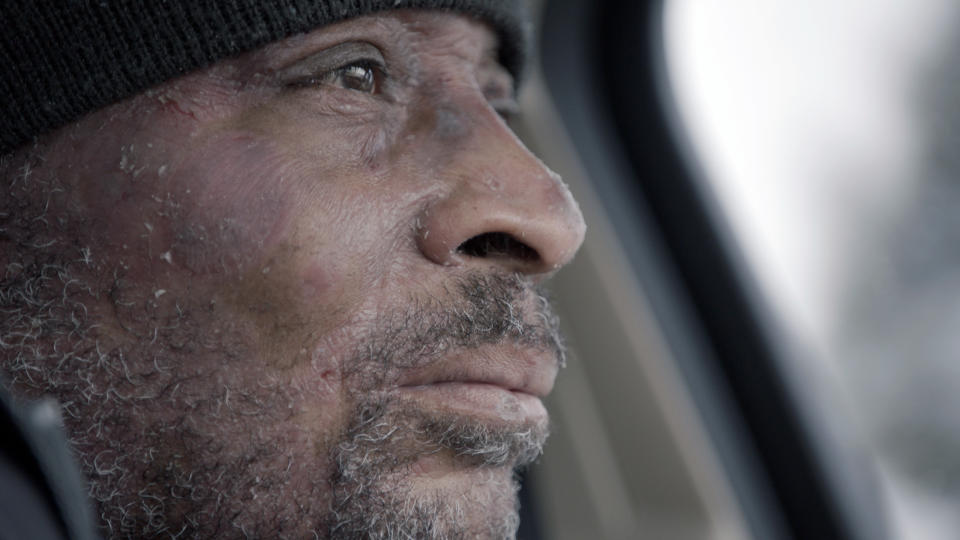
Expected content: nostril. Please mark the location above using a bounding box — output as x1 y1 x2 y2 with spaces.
456 232 540 262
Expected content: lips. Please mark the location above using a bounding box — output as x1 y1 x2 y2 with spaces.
394 344 558 423
396 343 558 398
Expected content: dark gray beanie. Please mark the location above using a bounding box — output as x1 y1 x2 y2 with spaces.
0 0 529 154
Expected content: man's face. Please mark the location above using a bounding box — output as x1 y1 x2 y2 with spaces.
0 10 584 539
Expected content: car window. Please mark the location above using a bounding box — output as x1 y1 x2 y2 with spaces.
665 1 960 537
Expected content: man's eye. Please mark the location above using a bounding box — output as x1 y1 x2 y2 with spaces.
315 61 382 94
279 42 387 95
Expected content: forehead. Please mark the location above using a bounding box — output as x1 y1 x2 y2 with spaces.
240 11 502 72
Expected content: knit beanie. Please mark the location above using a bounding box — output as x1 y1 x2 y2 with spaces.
0 0 529 154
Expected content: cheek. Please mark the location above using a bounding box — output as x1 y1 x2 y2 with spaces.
162 135 303 273
165 134 394 352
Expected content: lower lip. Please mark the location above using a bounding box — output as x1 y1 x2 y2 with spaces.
397 382 547 423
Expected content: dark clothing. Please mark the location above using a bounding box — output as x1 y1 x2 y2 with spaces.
0 387 99 540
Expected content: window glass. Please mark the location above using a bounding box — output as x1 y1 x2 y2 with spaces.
665 1 960 538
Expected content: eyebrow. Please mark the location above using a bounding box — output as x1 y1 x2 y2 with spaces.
245 16 405 73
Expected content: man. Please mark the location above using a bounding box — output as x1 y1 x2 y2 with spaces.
1 1 584 538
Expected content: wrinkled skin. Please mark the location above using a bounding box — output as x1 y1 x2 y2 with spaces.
0 10 584 539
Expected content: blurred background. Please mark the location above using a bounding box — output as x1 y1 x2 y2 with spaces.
518 1 960 539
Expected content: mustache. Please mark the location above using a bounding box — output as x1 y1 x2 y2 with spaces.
343 271 566 387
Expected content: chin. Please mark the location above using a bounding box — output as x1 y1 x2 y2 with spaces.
329 460 523 539
323 394 539 539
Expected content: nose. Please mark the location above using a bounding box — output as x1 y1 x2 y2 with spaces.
416 103 586 276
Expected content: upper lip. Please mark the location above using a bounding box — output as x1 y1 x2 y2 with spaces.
396 344 558 398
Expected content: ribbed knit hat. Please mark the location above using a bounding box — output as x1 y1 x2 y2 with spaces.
0 0 529 154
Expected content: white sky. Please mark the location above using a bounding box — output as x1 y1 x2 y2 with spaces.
663 0 955 356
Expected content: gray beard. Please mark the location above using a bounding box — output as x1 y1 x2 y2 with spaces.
326 397 545 539
0 237 561 539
